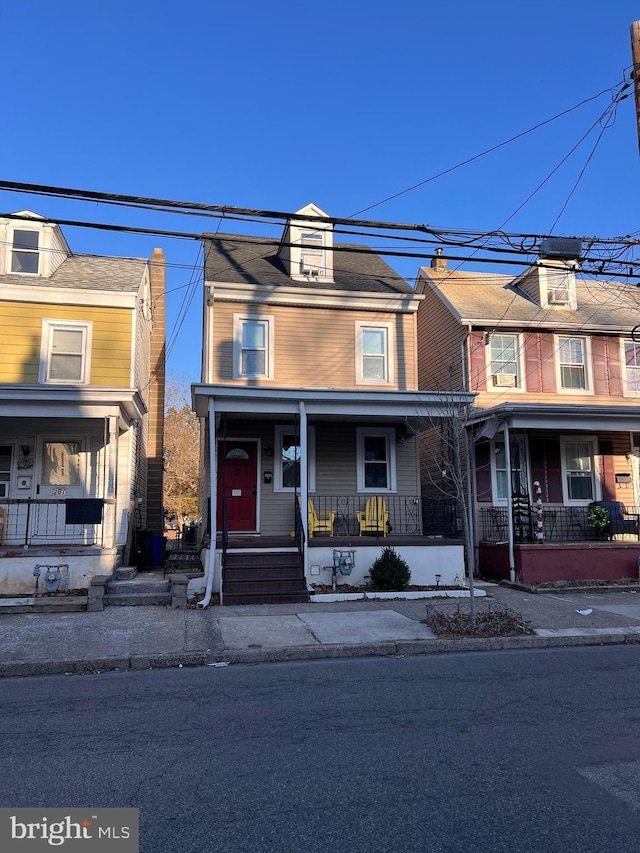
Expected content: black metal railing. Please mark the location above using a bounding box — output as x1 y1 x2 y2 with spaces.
303 496 462 538
220 497 229 582
0 498 107 548
294 494 306 556
480 505 640 543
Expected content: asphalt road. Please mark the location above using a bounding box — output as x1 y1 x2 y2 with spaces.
1 647 640 852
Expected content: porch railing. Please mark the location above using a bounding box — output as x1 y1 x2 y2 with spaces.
0 498 108 548
480 505 640 543
307 496 462 538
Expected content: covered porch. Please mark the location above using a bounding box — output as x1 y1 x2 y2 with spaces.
192 384 472 604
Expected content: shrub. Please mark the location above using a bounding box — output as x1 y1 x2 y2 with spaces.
369 547 411 591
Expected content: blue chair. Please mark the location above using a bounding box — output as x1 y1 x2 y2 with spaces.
590 501 639 540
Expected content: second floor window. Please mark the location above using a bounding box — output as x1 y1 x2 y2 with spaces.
624 341 640 392
40 320 91 384
356 322 393 384
11 229 40 274
233 314 275 380
558 337 588 390
489 334 519 388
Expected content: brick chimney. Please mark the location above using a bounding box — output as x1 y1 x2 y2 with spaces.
145 248 166 532
431 248 447 271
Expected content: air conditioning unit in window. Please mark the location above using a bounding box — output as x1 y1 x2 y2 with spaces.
548 289 570 305
493 373 516 387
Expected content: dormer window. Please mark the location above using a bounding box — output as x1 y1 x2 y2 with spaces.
11 229 40 274
546 281 570 305
300 231 323 276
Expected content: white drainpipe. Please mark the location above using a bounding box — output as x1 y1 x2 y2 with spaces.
503 422 516 583
199 398 217 608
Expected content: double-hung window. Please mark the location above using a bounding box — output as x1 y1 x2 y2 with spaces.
356 427 396 492
623 341 640 394
558 337 589 391
300 231 324 276
233 314 275 380
356 322 394 385
489 334 520 389
560 438 596 503
40 320 92 384
11 229 40 274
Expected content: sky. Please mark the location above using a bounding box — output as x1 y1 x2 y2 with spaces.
2 0 640 380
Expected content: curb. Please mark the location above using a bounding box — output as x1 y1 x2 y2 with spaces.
500 581 640 595
2 631 640 678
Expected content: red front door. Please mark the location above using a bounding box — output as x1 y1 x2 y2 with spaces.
217 442 258 532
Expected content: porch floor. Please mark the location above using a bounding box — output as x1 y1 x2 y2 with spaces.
217 535 458 549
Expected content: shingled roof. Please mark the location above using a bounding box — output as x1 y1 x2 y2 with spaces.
0 254 146 292
204 234 413 295
422 267 640 331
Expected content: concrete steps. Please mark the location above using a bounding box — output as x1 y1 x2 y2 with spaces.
104 573 171 607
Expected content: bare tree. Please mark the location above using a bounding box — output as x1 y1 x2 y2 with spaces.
419 367 477 624
163 375 200 531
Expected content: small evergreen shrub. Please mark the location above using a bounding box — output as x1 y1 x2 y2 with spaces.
369 547 411 591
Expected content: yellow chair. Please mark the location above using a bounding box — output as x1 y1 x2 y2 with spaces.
307 498 335 538
357 497 389 536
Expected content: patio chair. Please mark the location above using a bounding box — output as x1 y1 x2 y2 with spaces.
357 497 389 537
590 501 640 540
300 497 335 537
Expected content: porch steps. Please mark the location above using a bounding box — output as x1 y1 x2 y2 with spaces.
165 550 202 573
115 566 138 581
104 574 171 607
223 551 308 605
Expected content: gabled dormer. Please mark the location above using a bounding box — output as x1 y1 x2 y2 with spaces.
278 203 334 284
0 211 71 278
513 259 578 311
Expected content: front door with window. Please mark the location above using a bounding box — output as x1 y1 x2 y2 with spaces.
217 442 258 532
33 439 87 543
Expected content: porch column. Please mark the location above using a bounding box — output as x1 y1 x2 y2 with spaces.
299 401 309 580
503 423 516 583
199 398 217 608
107 416 118 550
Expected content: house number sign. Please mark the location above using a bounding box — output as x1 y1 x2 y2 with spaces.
53 488 67 496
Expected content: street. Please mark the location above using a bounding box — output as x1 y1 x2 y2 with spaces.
1 647 640 852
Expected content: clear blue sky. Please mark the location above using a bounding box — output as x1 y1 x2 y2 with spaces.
2 0 640 379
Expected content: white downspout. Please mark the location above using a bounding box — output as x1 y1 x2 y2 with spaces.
199 398 217 608
299 401 309 581
503 422 516 583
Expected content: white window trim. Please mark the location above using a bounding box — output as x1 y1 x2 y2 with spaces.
356 427 397 493
232 313 275 380
621 339 640 398
273 425 316 492
559 435 601 505
485 332 526 393
9 227 41 276
555 335 593 394
355 321 394 385
39 320 92 385
490 434 529 505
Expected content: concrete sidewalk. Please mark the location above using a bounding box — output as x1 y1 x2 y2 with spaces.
2 582 640 677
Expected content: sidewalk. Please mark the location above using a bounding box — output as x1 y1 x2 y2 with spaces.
2 582 640 677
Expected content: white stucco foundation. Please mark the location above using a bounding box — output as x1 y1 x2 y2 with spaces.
0 550 119 596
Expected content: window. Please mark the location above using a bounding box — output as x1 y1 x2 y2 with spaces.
488 334 521 389
0 446 11 498
233 314 275 380
355 322 394 385
273 425 316 492
560 438 596 503
300 230 324 275
40 320 91 384
492 436 526 503
11 229 40 274
558 337 589 391
41 441 81 486
356 427 396 492
623 341 640 394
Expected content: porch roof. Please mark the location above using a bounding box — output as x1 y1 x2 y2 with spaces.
191 384 474 421
0 385 147 428
469 401 640 433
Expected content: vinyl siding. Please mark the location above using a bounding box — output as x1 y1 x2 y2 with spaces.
0 301 132 386
416 286 467 391
210 302 417 390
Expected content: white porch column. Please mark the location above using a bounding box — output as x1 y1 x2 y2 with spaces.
199 398 217 608
107 416 118 549
299 401 309 580
503 423 516 583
